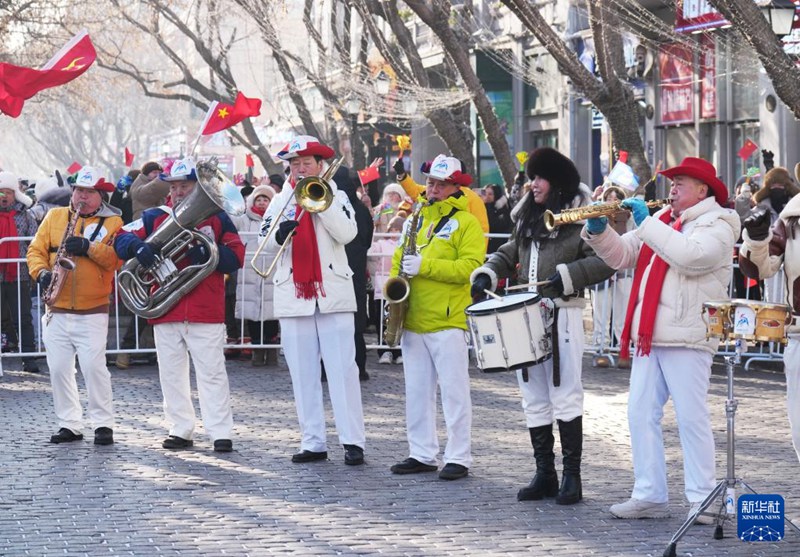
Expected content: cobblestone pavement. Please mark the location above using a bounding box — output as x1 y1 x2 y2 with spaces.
1 349 798 557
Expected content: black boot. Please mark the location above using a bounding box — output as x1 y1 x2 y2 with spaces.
556 416 583 505
517 424 559 501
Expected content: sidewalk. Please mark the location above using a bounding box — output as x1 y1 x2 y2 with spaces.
0 351 797 556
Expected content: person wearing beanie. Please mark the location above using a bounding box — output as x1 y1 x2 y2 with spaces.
471 147 613 504
130 161 167 220
0 171 39 372
267 173 285 194
26 166 123 446
258 135 366 467
582 156 740 523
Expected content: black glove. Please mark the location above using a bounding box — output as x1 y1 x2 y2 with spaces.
470 273 492 301
743 209 771 241
37 270 52 289
134 244 157 268
64 236 90 256
762 149 775 171
393 158 406 178
547 272 564 297
186 243 210 265
276 220 300 245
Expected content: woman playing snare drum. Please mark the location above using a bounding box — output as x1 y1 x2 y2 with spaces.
470 148 613 505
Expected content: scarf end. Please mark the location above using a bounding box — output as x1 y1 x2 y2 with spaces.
635 334 653 358
295 281 326 300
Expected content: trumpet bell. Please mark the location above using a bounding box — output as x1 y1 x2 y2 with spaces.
295 177 333 213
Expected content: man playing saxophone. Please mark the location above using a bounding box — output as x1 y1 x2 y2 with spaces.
27 167 123 445
389 154 485 480
114 157 244 453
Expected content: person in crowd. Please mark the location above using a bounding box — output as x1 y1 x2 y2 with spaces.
130 161 166 220
739 178 800 465
230 184 279 366
481 183 512 254
28 170 70 223
110 169 140 225
114 157 244 453
373 183 408 234
0 171 39 372
258 135 366 466
369 214 405 365
471 147 613 504
267 173 285 194
582 156 739 523
589 185 633 365
392 158 489 239
389 154 485 481
27 166 123 445
509 170 528 207
731 175 762 300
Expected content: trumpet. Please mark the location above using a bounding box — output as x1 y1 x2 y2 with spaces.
544 199 669 231
250 157 343 278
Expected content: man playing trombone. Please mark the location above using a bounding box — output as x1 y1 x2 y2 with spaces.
257 135 366 466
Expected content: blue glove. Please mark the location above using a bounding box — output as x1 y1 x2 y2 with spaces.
64 236 90 256
586 216 608 235
134 244 157 267
547 272 564 296
116 175 133 191
186 243 210 265
621 198 649 227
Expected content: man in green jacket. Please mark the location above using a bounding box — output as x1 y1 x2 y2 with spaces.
388 154 486 481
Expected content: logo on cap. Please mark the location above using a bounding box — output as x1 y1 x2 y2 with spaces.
290 139 302 152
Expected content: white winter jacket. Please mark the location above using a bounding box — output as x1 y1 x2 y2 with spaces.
259 178 358 318
582 196 741 354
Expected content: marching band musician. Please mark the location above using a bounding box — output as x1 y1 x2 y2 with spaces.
739 167 800 465
114 157 244 453
258 135 366 466
27 167 123 446
389 154 485 481
470 148 613 503
582 157 739 523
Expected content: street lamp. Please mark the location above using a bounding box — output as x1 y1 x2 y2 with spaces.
760 0 796 37
374 70 391 95
345 96 362 115
161 139 169 158
402 98 418 115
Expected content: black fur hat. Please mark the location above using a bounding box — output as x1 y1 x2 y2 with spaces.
525 147 580 202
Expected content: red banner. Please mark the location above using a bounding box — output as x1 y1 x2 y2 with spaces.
675 0 728 33
659 43 694 125
699 34 716 119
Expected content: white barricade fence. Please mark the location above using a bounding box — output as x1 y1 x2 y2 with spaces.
0 234 788 373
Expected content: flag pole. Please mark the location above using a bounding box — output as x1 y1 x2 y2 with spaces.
191 101 217 156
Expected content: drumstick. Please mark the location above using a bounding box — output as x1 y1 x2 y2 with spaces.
482 289 504 300
504 280 552 291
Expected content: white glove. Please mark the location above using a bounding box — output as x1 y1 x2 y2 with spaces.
401 253 422 277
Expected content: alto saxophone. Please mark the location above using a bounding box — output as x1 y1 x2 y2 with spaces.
43 202 84 307
382 200 425 348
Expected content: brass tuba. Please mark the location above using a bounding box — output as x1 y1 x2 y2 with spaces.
544 198 669 231
117 159 245 319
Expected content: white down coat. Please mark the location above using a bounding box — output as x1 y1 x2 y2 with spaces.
259 178 358 318
582 196 740 354
231 185 277 322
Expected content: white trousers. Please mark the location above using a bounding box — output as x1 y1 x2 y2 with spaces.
400 328 472 468
591 276 632 347
784 335 800 463
517 306 584 428
281 310 365 452
153 322 233 441
628 346 716 504
43 312 113 433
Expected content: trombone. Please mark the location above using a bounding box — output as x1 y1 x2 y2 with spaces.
250 157 343 278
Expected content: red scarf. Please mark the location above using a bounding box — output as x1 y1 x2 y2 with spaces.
0 210 19 282
251 205 266 217
290 180 325 300
619 212 682 360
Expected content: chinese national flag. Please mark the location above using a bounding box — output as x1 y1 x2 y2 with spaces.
738 139 758 160
245 154 255 168
66 161 82 175
200 92 262 135
124 147 135 168
357 166 380 186
0 30 96 118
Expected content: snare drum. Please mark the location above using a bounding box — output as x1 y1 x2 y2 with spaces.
465 292 552 372
702 301 732 340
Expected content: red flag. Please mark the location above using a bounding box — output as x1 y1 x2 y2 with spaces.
200 92 262 135
66 162 82 175
357 166 380 186
738 139 758 160
0 30 96 118
245 154 255 168
124 147 134 168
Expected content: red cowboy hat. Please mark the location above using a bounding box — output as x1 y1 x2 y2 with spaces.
277 135 335 161
659 157 728 205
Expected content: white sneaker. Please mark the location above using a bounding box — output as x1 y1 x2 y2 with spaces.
394 355 403 365
688 502 715 525
609 498 671 519
378 352 393 365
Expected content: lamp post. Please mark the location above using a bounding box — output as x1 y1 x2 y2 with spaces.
374 70 391 95
760 0 796 37
345 97 365 169
161 140 169 159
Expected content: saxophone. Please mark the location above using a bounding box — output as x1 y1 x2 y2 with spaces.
43 202 84 307
382 200 425 347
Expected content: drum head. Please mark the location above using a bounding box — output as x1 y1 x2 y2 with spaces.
466 292 541 316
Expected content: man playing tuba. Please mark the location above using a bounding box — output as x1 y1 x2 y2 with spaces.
27 166 123 446
114 157 244 453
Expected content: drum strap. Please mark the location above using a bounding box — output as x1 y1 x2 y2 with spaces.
551 307 561 387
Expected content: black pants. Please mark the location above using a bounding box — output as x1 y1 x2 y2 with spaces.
247 319 280 345
0 281 35 353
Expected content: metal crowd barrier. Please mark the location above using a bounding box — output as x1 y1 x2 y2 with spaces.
0 234 788 375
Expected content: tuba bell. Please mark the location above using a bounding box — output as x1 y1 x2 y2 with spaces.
117 159 245 319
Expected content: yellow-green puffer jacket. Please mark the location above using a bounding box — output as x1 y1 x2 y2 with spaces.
391 193 486 333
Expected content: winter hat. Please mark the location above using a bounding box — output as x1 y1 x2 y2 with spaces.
159 157 198 182
277 135 335 161
755 166 800 203
141 161 163 176
381 183 406 202
601 185 627 202
246 185 276 212
422 154 472 187
268 173 285 187
659 157 727 205
525 147 580 200
73 166 116 192
0 171 33 207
